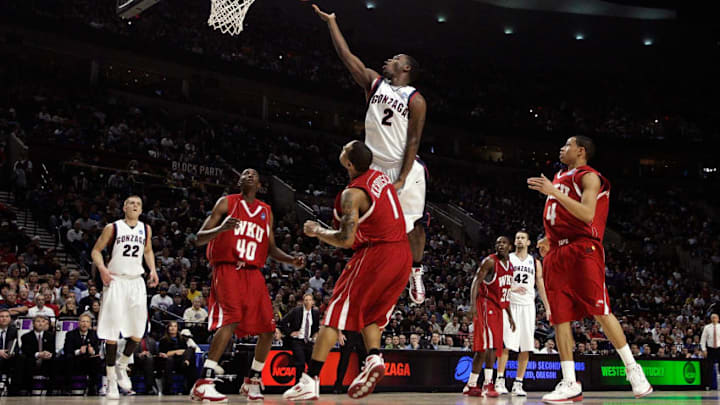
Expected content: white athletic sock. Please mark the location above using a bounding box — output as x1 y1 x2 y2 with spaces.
561 361 576 383
203 359 218 369
468 372 479 387
617 344 636 367
118 354 131 365
106 366 116 381
484 369 494 385
251 359 265 373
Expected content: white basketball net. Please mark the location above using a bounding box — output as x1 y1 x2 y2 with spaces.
208 0 256 36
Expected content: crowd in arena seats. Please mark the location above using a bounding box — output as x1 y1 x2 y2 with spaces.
4 0 718 143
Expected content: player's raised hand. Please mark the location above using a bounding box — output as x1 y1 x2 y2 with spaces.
219 216 240 232
312 4 335 22
527 174 555 196
303 220 321 237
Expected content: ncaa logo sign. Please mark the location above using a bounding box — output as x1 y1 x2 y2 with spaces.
455 356 473 383
270 352 296 384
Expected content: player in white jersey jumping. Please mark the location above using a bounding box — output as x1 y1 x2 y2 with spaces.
91 195 159 399
495 230 550 396
314 5 428 304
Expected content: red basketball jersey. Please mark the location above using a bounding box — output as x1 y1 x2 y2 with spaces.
480 254 514 309
543 165 610 246
206 194 271 268
333 169 407 250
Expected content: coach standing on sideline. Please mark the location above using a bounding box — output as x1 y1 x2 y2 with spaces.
278 294 319 385
701 313 720 389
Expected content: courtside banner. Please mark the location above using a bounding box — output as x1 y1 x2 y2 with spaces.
253 350 709 392
595 359 702 387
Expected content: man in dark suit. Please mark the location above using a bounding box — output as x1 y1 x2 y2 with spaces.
63 314 102 394
18 314 55 393
0 309 19 394
132 335 160 394
278 293 319 385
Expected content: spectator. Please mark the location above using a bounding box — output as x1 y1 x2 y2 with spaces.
278 293 319 385
158 321 195 395
398 334 408 350
132 335 159 395
383 336 394 349
27 294 56 320
462 338 472 351
586 340 601 355
408 334 421 350
62 314 101 395
66 223 83 244
82 299 100 320
429 333 442 350
308 270 325 291
0 290 28 318
78 285 100 313
700 313 720 389
150 285 173 312
59 299 80 318
17 315 55 394
443 316 461 335
167 293 187 322
183 297 208 342
333 330 366 394
186 280 201 302
0 309 19 393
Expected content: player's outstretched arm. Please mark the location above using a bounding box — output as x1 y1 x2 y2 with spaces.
91 224 114 286
535 259 551 321
394 93 427 190
469 256 494 317
312 4 379 92
143 225 159 287
303 188 362 249
268 211 305 269
195 197 237 246
527 172 601 224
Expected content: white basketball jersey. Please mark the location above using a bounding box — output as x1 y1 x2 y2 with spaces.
509 252 536 306
365 77 418 169
108 220 147 276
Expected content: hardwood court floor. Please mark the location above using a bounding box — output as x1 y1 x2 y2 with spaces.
0 391 718 404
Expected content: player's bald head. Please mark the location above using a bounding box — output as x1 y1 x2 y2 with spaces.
344 140 373 173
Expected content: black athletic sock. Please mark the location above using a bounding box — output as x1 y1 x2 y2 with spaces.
516 378 523 383
250 369 262 379
105 342 118 367
123 339 139 357
202 367 216 379
412 262 422 268
368 348 380 357
307 359 324 378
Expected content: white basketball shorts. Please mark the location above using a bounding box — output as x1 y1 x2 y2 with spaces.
97 275 147 340
503 303 536 352
370 159 427 234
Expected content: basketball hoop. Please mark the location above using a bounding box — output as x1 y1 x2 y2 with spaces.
208 0 256 36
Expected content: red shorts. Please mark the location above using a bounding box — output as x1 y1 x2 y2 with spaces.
473 299 503 352
544 238 611 325
323 241 411 332
207 264 275 337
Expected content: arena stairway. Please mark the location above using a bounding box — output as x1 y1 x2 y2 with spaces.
0 190 83 275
